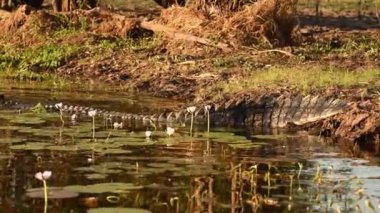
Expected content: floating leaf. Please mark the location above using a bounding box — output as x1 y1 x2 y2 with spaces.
10 142 51 151
85 173 108 180
10 116 46 125
64 182 143 194
87 208 151 213
94 149 132 154
228 143 263 149
0 126 23 131
29 128 60 137
26 187 79 199
47 145 78 151
0 137 25 144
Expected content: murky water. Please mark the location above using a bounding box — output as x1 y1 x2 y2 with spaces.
0 87 379 213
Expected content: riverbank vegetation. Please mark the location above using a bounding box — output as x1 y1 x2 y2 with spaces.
0 0 378 100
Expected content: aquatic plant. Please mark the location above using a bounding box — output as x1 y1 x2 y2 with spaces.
313 164 321 184
88 110 97 140
145 131 152 139
204 105 211 134
170 196 180 213
113 122 123 129
297 162 303 179
187 106 196 136
106 195 120 204
55 103 64 126
166 127 175 137
71 113 77 124
35 171 52 213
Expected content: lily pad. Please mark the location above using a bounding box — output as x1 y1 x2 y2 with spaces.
87 208 151 213
16 127 36 134
10 117 46 125
75 141 124 150
0 126 23 131
228 143 263 149
74 162 134 174
10 142 51 151
85 173 108 180
118 140 156 146
47 145 78 151
0 137 25 144
26 187 79 199
94 131 130 138
29 128 61 137
95 149 132 154
64 182 143 193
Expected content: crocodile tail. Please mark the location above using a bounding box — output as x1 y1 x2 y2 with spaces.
267 95 347 127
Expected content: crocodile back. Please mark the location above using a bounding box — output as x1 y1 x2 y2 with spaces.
206 95 348 128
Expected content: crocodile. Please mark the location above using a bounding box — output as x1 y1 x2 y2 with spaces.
0 93 348 129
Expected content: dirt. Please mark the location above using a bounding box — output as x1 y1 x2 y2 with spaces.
0 1 379 153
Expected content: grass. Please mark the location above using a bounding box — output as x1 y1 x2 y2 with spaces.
296 36 380 61
206 66 380 95
297 0 379 11
102 0 159 9
0 43 82 80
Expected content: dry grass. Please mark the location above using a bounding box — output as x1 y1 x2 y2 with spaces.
223 0 298 46
188 0 253 13
159 0 299 55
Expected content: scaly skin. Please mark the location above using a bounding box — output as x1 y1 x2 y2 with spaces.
0 94 348 128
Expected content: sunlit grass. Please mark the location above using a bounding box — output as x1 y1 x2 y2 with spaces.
208 66 380 94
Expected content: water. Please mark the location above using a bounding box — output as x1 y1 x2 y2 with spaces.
0 87 379 213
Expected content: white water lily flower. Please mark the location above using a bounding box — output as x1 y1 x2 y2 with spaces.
204 105 211 112
35 171 52 181
55 102 63 109
71 114 77 121
166 127 175 137
113 122 123 129
145 131 152 138
187 106 196 113
88 110 97 117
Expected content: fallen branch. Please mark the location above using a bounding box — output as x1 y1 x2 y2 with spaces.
70 8 232 52
139 20 232 52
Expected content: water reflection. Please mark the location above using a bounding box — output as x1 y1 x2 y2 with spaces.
0 90 379 212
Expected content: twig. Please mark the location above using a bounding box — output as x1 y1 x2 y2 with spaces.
242 46 294 57
252 49 294 57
